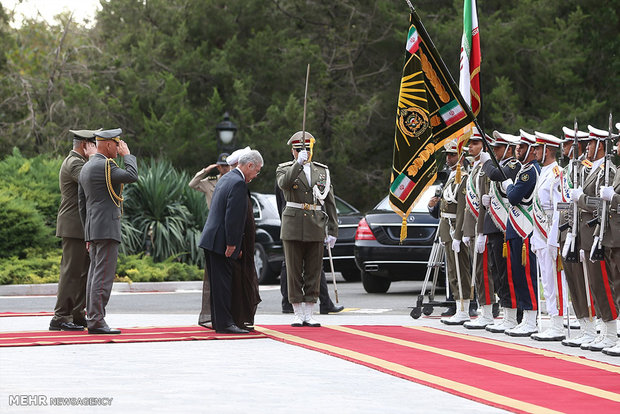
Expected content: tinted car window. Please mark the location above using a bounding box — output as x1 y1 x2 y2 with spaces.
251 196 261 219
335 197 358 215
375 185 439 212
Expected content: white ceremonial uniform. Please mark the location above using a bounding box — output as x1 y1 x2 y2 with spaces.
531 161 568 318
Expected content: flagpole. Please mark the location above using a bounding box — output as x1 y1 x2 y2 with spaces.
404 0 507 180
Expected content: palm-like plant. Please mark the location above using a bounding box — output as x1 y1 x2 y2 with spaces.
122 159 206 265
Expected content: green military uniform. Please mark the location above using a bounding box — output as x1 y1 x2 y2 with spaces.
276 131 338 327
50 129 100 331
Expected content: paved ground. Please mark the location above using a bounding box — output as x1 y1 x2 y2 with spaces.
1 282 618 413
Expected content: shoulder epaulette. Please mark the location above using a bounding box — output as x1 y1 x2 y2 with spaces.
581 159 593 168
552 165 561 178
507 159 520 169
277 160 295 168
207 176 218 181
313 161 329 169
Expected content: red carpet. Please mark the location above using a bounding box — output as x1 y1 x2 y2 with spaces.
0 311 54 317
0 326 265 347
257 325 620 414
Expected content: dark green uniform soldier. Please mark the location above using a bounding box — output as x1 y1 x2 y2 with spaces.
276 131 338 327
49 129 100 331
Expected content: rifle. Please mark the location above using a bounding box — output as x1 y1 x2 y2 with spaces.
563 119 580 262
589 113 614 261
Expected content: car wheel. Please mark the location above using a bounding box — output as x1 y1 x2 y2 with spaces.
361 271 391 293
340 269 361 282
254 243 274 284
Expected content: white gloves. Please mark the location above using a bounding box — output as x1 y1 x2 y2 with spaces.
475 234 487 254
478 151 491 165
296 149 309 165
481 194 491 207
600 186 615 201
569 187 583 203
324 235 337 249
562 233 574 259
549 245 558 261
501 178 513 192
462 236 471 247
452 239 461 253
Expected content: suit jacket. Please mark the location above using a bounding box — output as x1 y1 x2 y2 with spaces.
276 160 338 242
198 168 247 259
56 150 89 239
78 153 138 243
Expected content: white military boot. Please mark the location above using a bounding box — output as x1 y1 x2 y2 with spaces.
486 308 518 333
587 320 617 351
441 300 471 325
506 310 538 337
302 302 321 327
531 315 565 341
291 303 304 327
562 318 597 347
464 304 494 329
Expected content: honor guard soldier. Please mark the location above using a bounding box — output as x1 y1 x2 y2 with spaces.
49 129 99 331
480 132 522 333
462 129 496 328
600 123 620 356
276 131 338 328
530 132 567 341
188 152 231 208
78 128 138 334
558 126 597 347
431 139 472 325
501 130 541 337
569 125 618 351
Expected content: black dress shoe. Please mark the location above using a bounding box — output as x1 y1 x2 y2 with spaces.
49 321 85 331
88 327 121 334
216 325 249 334
320 305 344 314
73 319 88 328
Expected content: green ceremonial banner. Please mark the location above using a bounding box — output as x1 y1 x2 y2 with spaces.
390 11 475 241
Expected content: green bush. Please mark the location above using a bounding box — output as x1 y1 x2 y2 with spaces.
0 250 62 285
0 194 56 259
116 254 202 283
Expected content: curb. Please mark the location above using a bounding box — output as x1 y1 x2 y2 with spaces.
0 281 203 296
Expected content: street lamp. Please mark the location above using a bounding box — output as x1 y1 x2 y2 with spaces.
216 112 237 153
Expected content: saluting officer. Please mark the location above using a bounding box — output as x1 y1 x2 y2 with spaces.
501 130 541 337
480 132 522 333
49 129 99 331
570 125 618 351
557 127 596 347
188 152 231 208
600 123 620 356
530 132 567 341
429 140 472 325
276 131 338 328
461 129 496 329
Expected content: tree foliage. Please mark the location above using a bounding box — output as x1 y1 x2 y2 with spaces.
0 0 618 210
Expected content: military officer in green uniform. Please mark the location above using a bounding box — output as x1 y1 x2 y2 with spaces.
276 131 338 327
49 129 99 331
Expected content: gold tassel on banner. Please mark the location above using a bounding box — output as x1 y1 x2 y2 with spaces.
521 241 527 267
502 241 508 258
400 217 408 243
557 252 563 271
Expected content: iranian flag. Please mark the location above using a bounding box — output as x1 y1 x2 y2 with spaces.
458 0 481 116
439 99 466 126
390 173 416 202
406 26 420 54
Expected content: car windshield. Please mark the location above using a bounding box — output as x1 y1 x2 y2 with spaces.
374 185 439 213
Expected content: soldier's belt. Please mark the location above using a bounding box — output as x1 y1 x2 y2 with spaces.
287 202 322 211
440 212 457 219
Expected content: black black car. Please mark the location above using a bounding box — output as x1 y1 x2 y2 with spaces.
354 185 440 293
252 192 363 284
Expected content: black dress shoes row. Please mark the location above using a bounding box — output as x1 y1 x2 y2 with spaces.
88 327 121 335
216 325 250 334
49 320 84 331
320 305 344 314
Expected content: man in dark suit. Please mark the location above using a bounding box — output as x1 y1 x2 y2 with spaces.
49 129 99 331
199 149 263 334
78 128 138 334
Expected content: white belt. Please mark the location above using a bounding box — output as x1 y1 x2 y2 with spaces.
441 212 457 219
287 202 322 211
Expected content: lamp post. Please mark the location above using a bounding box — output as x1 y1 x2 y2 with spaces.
216 112 237 154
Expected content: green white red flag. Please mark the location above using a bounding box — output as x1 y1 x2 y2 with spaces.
459 0 481 116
